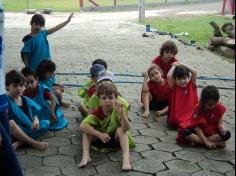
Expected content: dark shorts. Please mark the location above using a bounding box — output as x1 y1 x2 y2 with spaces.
92 133 120 149
149 97 168 111
182 128 231 142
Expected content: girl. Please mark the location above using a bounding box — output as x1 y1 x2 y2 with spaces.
22 67 67 131
177 85 231 149
141 65 171 118
167 63 198 129
6 70 49 151
152 40 179 78
36 60 69 107
79 82 135 171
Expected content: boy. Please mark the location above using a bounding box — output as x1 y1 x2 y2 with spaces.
79 82 135 171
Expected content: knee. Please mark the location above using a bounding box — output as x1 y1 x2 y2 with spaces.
9 120 16 127
116 127 127 136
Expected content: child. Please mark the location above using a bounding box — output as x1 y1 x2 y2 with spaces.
21 13 73 71
177 85 231 149
36 60 69 107
79 82 135 171
86 70 130 114
6 70 49 150
167 63 198 129
141 65 171 118
78 64 106 117
152 40 178 78
21 67 68 131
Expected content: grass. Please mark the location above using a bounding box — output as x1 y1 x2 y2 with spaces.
3 0 163 12
143 15 235 47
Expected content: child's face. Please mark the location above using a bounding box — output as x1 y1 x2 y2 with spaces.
205 100 217 110
31 23 43 33
7 83 25 98
99 93 116 110
175 76 190 87
149 68 163 83
25 75 38 90
44 72 54 80
163 51 174 62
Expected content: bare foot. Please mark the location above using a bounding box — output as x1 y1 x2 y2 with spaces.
79 156 92 168
12 141 24 150
122 159 132 172
35 142 49 151
156 111 161 117
215 142 226 148
142 111 150 118
61 102 70 108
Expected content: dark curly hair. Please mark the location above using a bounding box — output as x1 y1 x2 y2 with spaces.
21 67 37 79
6 70 25 87
30 14 45 26
36 60 56 80
160 40 178 56
173 65 190 79
92 59 108 69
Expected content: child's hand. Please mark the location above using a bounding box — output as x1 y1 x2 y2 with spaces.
142 72 149 79
98 133 111 143
32 118 40 131
172 62 180 66
51 113 57 124
205 141 216 149
67 13 74 22
219 127 226 136
115 101 125 116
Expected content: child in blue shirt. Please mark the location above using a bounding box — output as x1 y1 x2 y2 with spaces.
21 13 73 71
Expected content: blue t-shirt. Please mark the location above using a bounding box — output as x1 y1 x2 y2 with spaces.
0 94 8 112
21 30 51 71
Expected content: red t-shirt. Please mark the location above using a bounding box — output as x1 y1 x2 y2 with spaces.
92 106 107 121
168 81 198 128
148 80 171 102
87 85 96 98
23 86 52 100
152 55 178 78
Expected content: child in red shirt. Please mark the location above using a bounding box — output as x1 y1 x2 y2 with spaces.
152 40 178 79
167 63 198 129
141 65 171 118
177 85 231 149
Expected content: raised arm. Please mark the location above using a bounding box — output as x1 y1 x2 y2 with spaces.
116 101 130 132
47 13 74 35
142 72 149 92
167 65 176 88
181 63 197 85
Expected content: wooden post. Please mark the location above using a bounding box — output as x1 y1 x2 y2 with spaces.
139 0 145 22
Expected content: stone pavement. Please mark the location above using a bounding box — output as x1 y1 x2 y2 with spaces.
4 2 235 176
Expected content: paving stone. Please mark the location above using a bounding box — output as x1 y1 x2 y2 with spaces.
108 151 142 162
55 129 81 139
175 150 208 162
156 170 189 176
75 152 110 166
130 129 140 137
43 155 76 167
42 137 71 147
131 143 152 153
147 122 168 130
61 164 97 176
96 162 125 175
152 142 183 153
132 159 166 174
159 135 176 144
39 131 55 139
26 166 61 176
165 159 201 174
204 150 235 162
16 148 26 156
191 170 224 176
199 160 234 174
27 146 58 157
58 144 81 156
130 122 148 130
141 150 175 161
226 170 236 176
133 135 160 145
139 128 167 138
18 155 42 169
129 114 155 123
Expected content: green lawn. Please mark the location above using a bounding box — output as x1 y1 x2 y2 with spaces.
3 0 163 12
143 15 235 47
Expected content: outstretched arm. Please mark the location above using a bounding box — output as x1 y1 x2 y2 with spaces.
47 13 74 35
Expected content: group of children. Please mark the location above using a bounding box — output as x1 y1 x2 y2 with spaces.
1 12 232 174
141 40 231 149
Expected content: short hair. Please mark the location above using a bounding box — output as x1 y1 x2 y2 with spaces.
160 40 178 56
6 70 25 87
97 82 119 98
173 65 190 79
200 85 220 104
221 23 234 33
147 65 163 77
21 67 37 79
30 14 45 26
36 60 56 80
92 59 108 69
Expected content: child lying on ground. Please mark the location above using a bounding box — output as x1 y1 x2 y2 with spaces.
177 85 231 149
79 82 135 171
